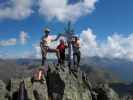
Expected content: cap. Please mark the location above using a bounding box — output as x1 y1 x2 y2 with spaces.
44 28 50 33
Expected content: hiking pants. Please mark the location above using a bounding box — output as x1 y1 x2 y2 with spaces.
73 51 81 66
41 51 46 66
68 42 72 67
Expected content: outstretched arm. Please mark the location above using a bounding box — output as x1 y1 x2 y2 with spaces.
51 33 62 42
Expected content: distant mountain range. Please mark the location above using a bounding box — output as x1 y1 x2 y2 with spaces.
1 57 133 96
110 82 133 96
1 57 133 83
81 56 133 83
0 58 118 82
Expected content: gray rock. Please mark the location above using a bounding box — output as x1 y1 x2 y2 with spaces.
10 77 48 100
0 64 121 100
94 83 120 100
0 80 8 100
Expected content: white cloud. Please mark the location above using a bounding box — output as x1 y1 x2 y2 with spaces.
38 0 98 22
0 38 16 46
80 28 98 57
80 28 133 61
19 31 29 45
0 31 29 47
0 0 33 20
34 44 41 59
0 0 98 22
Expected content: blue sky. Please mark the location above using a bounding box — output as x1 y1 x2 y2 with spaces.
0 0 133 59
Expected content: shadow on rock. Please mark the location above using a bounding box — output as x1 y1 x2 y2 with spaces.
12 81 29 100
46 69 65 100
33 90 44 100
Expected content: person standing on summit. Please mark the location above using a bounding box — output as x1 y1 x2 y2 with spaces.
57 39 68 65
72 36 81 66
40 28 61 65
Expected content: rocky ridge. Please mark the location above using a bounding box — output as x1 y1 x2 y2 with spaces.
0 64 121 100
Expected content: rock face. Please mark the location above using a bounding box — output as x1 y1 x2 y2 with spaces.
46 64 92 100
0 64 120 100
93 83 119 100
0 80 8 100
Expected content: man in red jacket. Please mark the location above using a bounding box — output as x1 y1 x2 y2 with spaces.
57 39 67 65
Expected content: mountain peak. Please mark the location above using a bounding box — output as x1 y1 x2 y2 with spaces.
0 64 120 100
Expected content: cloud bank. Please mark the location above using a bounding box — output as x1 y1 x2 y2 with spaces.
0 0 98 22
38 0 98 22
0 38 16 46
80 28 133 61
0 0 33 20
0 31 29 47
19 31 29 45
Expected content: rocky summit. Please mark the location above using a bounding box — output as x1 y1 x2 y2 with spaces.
0 64 120 100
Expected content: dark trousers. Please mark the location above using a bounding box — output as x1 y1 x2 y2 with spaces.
41 52 46 66
59 53 65 65
73 51 81 66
